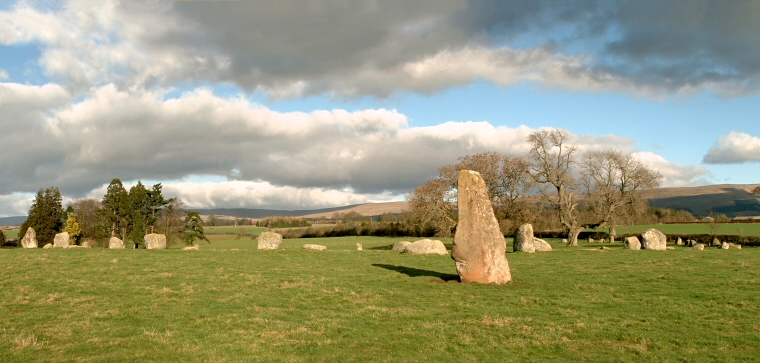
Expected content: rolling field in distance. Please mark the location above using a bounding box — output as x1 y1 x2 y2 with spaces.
2 236 759 362
203 226 268 235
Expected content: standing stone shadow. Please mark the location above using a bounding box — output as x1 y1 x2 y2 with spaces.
372 264 460 282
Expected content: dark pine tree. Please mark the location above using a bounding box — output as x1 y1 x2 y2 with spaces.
19 187 64 246
101 179 129 239
128 181 150 248
182 211 209 246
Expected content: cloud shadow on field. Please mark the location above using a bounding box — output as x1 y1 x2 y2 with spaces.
372 264 460 282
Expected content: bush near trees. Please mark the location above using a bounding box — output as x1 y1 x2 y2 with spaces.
69 198 108 240
64 211 82 244
155 199 187 245
255 216 311 228
19 187 65 247
0 229 6 245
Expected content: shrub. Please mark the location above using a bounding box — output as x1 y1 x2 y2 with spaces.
255 217 311 228
279 221 433 239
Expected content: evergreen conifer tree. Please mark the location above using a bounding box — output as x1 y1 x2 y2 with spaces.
182 211 209 246
101 179 129 239
128 181 150 247
147 183 171 233
19 187 64 246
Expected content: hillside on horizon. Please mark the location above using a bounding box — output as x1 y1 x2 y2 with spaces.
2 184 758 227
195 184 760 220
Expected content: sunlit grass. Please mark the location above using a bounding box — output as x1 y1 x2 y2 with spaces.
1 236 759 362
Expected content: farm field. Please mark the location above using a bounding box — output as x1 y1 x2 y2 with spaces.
2 229 19 239
201 226 268 235
1 236 759 362
588 223 760 236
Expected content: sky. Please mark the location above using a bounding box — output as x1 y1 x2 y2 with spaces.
1 0 759 217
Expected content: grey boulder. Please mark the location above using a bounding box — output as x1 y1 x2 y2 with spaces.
145 234 167 249
624 236 641 250
404 239 447 255
257 232 283 250
109 237 125 249
641 229 666 250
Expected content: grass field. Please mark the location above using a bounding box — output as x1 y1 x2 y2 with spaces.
201 226 268 235
588 223 760 236
2 236 759 362
2 229 19 239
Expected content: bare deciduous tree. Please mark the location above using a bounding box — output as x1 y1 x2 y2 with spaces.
407 178 457 237
69 198 103 239
527 129 584 246
157 199 186 245
581 149 662 234
439 152 535 224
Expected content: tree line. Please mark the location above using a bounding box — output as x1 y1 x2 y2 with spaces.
17 179 207 247
407 129 663 246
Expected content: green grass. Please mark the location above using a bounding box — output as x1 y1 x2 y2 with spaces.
203 225 268 235
2 229 19 239
2 237 760 362
589 223 760 236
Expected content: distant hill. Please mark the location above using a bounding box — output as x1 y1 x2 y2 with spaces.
0 216 26 227
644 184 760 217
4 184 757 226
189 204 364 219
299 202 408 219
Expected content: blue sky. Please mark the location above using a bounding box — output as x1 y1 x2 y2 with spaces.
0 0 759 216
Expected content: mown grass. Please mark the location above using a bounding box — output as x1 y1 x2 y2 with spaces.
589 223 760 236
1 236 760 362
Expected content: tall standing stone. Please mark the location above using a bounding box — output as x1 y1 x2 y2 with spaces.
145 234 167 249
451 170 511 284
21 227 38 248
257 232 283 250
53 232 70 248
513 224 535 253
641 229 666 250
109 237 125 249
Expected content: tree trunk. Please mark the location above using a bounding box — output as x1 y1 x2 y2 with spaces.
567 227 583 246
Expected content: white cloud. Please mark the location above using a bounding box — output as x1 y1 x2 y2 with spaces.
162 181 400 210
634 151 710 187
0 70 8 80
0 1 226 92
0 82 709 213
5 1 755 99
702 131 760 164
0 193 34 217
